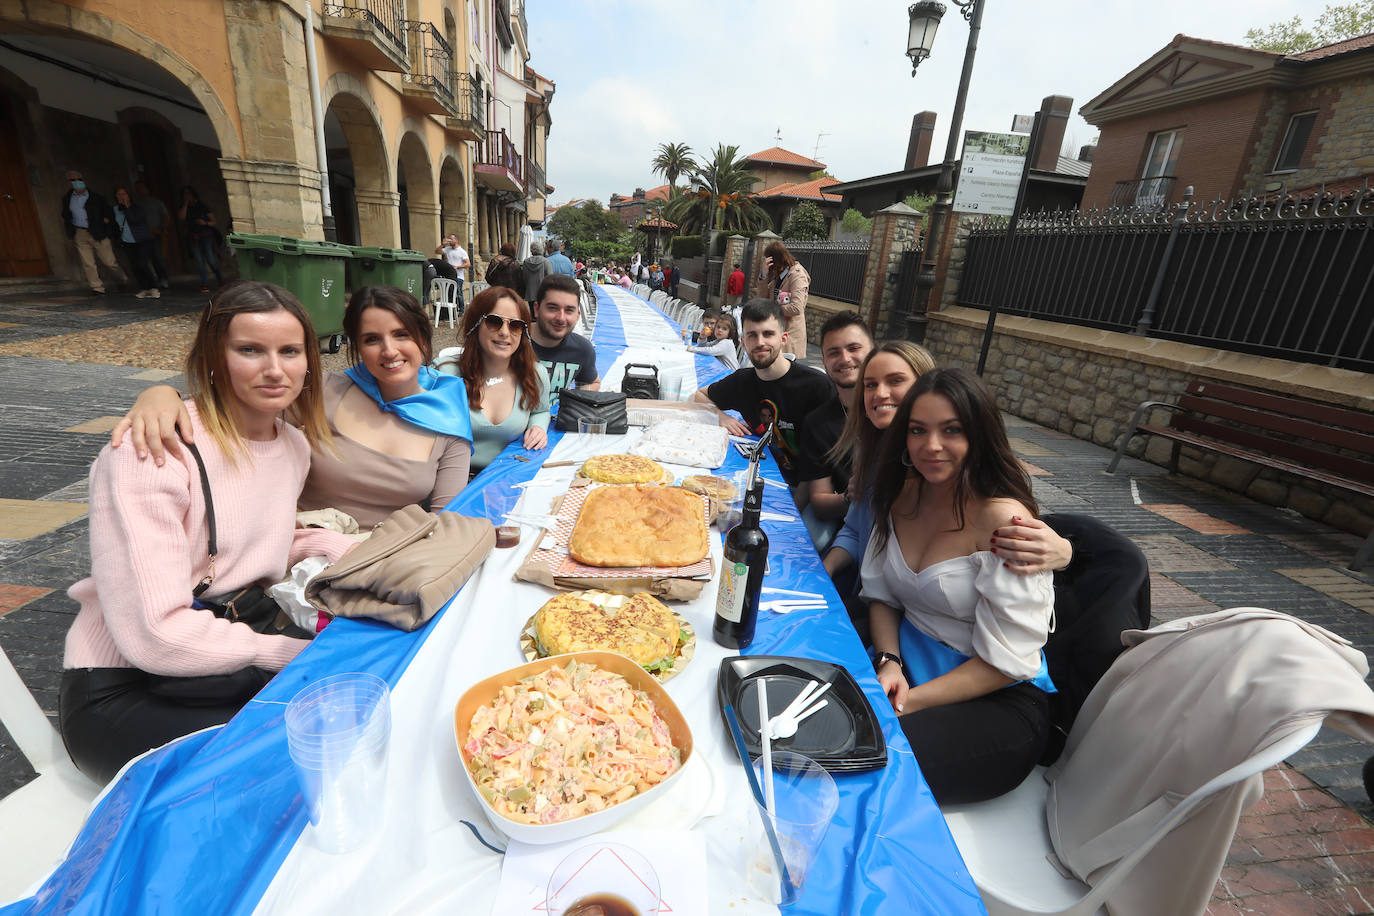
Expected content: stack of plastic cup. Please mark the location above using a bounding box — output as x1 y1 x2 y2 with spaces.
285 672 392 854
750 751 839 906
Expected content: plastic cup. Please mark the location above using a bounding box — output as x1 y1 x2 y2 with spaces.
578 418 607 435
545 842 660 915
285 673 391 854
661 375 683 402
749 751 838 906
482 486 521 525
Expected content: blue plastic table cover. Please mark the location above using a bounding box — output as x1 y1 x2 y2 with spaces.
3 286 982 916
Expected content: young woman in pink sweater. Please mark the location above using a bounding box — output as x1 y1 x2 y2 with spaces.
60 281 359 783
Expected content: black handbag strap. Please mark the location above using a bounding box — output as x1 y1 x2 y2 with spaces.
182 438 218 597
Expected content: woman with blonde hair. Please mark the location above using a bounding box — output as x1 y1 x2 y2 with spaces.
457 285 551 471
60 280 360 783
754 240 811 358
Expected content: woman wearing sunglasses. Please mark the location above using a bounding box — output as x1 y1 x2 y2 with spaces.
457 285 550 472
110 286 473 526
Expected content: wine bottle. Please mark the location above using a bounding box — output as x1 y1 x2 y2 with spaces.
713 477 769 649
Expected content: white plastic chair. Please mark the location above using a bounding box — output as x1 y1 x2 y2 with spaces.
430 277 460 329
0 644 100 903
941 720 1322 916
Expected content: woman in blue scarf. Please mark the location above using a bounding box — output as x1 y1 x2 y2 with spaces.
111 287 473 527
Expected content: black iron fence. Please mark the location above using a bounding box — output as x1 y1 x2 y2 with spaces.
402 21 454 111
780 237 870 304
452 73 485 129
323 0 405 50
957 189 1374 371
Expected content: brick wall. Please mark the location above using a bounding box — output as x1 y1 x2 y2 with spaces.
1080 88 1271 209
925 306 1374 538
1242 75 1374 192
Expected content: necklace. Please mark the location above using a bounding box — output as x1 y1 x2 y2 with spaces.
484 375 505 387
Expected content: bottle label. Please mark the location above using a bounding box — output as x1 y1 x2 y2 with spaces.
715 561 749 623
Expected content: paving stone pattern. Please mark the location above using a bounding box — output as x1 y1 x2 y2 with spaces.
1 290 1373 910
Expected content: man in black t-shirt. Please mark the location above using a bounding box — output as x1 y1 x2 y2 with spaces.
693 298 835 488
794 310 874 518
529 274 600 401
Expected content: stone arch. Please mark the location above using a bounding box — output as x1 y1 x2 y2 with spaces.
9 0 241 159
321 71 396 247
438 147 468 241
395 121 436 250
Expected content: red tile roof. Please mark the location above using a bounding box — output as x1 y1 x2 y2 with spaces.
756 178 842 202
743 147 826 170
1287 30 1374 61
612 183 671 203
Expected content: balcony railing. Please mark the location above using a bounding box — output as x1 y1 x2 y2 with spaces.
321 0 407 72
474 129 523 193
526 159 546 198
444 73 485 141
401 21 455 115
1111 175 1177 211
517 0 528 44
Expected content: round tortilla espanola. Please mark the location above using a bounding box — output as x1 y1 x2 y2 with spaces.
578 453 669 485
522 590 695 681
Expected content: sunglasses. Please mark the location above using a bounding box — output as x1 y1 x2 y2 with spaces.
470 313 527 336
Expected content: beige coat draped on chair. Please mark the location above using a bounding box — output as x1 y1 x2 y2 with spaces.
1045 607 1374 916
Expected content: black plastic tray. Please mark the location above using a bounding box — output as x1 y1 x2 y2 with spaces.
717 656 887 773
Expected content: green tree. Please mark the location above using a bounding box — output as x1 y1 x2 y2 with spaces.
807 168 835 181
839 208 873 237
651 142 696 190
545 199 628 255
781 201 829 240
1244 2 1374 52
903 192 936 234
664 143 769 235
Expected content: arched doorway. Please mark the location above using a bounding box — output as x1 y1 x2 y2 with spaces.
396 129 436 251
439 152 467 242
322 85 395 247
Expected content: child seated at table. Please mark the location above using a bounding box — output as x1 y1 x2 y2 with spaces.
60 281 360 784
861 368 1056 804
687 312 740 371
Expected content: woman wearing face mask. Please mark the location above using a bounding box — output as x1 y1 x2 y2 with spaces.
862 368 1056 804
60 281 360 784
456 286 550 472
112 287 473 527
823 343 1070 583
111 187 159 300
686 311 740 370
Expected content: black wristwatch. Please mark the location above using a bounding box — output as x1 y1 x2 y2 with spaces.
874 651 903 672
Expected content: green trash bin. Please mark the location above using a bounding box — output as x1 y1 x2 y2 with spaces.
344 246 427 302
227 234 350 351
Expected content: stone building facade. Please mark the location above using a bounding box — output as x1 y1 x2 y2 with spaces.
0 0 552 285
1079 32 1374 210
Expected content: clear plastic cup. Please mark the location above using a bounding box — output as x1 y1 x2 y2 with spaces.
546 842 660 915
285 673 391 854
578 418 607 435
749 751 838 907
661 375 683 402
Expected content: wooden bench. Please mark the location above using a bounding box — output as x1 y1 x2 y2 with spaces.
1106 380 1374 570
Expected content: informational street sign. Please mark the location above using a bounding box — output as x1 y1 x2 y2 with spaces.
951 130 1031 216
1010 114 1034 133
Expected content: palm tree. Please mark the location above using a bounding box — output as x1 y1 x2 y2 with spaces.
651 142 696 190
664 144 768 235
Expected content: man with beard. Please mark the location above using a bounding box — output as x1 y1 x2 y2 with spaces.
529 274 600 401
792 310 873 549
693 298 835 490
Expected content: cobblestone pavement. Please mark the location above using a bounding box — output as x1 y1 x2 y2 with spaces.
1 289 1373 912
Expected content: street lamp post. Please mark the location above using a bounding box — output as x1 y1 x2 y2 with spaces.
896 0 985 343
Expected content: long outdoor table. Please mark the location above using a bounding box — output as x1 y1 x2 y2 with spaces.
2 286 984 916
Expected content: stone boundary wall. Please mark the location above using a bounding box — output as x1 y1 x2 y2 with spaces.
925 307 1374 538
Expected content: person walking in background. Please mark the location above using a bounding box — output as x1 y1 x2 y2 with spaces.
111 188 159 300
485 242 523 294
727 262 746 306
61 170 127 296
521 240 552 307
441 235 470 302
668 262 681 297
134 180 171 289
754 240 811 359
179 186 223 293
546 239 575 277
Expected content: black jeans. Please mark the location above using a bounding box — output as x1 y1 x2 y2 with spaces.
60 666 270 784
122 239 157 290
899 681 1050 804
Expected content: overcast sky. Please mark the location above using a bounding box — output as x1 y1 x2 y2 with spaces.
528 0 1339 205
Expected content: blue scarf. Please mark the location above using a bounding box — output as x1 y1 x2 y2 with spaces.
344 364 474 445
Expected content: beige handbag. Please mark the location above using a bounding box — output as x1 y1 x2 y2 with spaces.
306 504 495 631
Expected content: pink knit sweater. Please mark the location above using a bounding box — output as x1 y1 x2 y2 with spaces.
64 403 356 675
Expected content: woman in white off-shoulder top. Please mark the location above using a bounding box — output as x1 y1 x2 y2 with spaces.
860 367 1056 804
